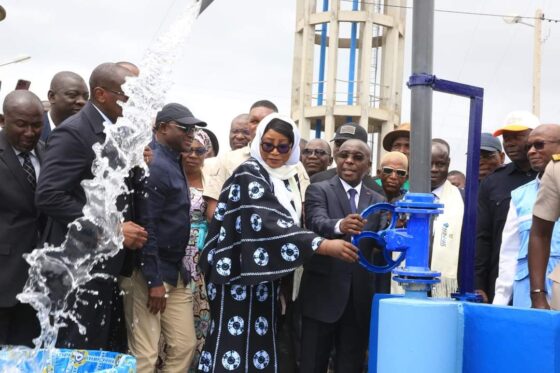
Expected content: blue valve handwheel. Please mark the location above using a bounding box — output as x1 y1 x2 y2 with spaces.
351 202 406 273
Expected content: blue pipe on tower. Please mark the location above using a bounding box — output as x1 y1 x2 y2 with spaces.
315 0 329 139
346 0 359 114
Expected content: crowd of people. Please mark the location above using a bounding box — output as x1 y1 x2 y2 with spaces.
1 61 559 373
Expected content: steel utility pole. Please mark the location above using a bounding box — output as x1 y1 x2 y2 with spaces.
409 0 434 193
533 8 543 117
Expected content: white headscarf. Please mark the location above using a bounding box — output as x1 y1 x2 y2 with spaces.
250 113 302 226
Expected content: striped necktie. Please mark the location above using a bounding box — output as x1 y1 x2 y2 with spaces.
20 152 36 189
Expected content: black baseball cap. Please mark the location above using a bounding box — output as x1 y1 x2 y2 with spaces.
480 132 502 152
331 122 368 143
156 103 207 128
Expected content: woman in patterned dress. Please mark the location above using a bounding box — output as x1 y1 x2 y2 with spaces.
197 113 359 373
183 130 213 372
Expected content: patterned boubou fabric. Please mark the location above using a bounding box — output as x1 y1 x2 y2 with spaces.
197 158 323 373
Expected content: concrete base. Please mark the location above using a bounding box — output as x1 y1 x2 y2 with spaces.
371 296 560 373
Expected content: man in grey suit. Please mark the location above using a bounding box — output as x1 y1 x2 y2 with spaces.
0 90 45 347
300 139 387 373
36 62 148 351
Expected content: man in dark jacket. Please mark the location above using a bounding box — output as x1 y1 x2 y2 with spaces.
36 62 148 351
0 90 45 347
475 111 539 303
301 139 386 373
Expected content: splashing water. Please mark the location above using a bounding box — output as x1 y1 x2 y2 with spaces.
1 0 202 370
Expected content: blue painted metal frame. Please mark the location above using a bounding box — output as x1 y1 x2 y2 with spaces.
408 73 484 300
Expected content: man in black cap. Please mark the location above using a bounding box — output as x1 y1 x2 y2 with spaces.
479 132 505 182
127 103 206 372
310 122 384 195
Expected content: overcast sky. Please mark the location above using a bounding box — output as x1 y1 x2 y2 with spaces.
1 0 559 171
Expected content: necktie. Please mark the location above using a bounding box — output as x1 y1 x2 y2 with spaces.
348 188 357 214
20 152 36 189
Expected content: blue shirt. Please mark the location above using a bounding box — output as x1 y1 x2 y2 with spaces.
141 142 191 287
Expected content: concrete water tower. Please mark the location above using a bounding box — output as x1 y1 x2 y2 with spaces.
291 0 406 163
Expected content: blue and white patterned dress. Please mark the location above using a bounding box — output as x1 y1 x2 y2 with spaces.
197 158 323 373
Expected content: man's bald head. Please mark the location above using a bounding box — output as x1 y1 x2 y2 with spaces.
116 61 140 77
47 71 89 126
3 90 43 115
89 63 133 122
3 90 44 151
526 124 560 173
89 63 132 96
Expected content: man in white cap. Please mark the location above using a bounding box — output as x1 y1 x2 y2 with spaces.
475 111 539 303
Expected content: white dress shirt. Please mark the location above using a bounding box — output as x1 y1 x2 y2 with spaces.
92 103 114 125
334 178 362 235
47 111 56 132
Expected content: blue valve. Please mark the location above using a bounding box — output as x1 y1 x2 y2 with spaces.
352 193 444 293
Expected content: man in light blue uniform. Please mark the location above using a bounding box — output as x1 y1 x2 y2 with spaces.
494 124 560 307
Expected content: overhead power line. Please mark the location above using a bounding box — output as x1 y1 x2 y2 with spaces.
338 0 560 23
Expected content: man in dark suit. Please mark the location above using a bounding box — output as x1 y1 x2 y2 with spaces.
36 62 148 351
300 139 386 373
40 71 88 142
310 122 385 196
0 90 45 347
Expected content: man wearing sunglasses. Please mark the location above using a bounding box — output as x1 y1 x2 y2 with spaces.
301 139 385 373
127 103 206 372
36 62 148 351
377 151 408 202
475 111 539 303
489 124 560 309
310 122 385 196
301 138 332 176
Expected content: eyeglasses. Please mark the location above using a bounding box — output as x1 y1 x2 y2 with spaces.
101 87 128 99
525 140 560 152
260 142 292 154
335 151 366 162
382 166 407 177
170 123 195 133
302 148 329 157
188 147 207 156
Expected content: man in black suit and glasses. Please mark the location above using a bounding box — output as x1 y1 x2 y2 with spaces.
300 139 387 372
